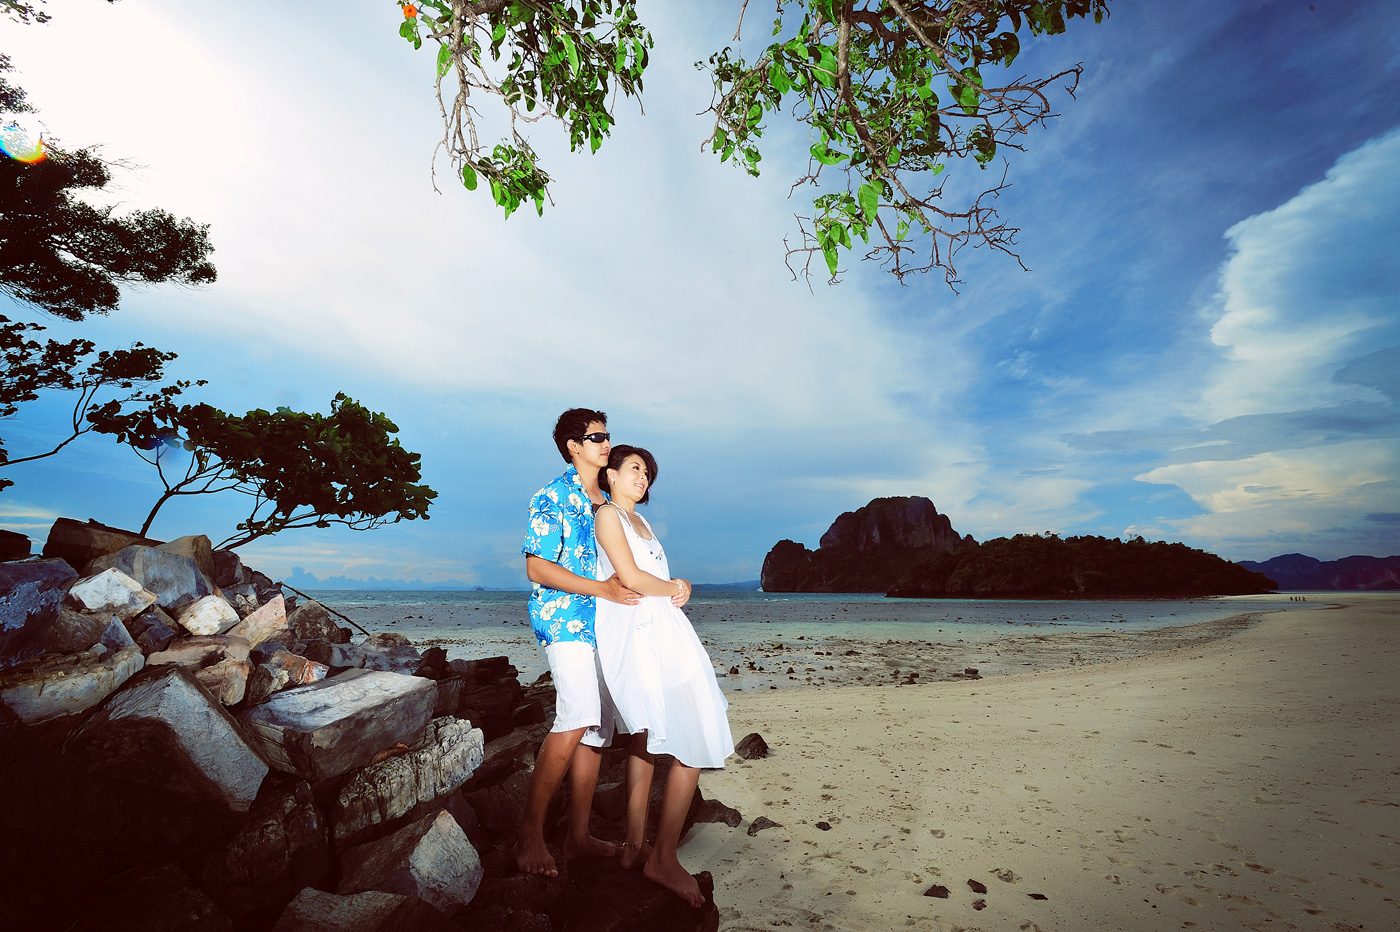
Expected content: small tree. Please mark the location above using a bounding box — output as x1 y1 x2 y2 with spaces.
99 393 438 549
0 314 196 490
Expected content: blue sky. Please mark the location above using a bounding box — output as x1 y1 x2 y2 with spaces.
2 0 1397 587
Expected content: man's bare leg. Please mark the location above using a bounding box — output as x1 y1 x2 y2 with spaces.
621 732 654 870
514 726 585 876
643 761 703 907
561 741 621 859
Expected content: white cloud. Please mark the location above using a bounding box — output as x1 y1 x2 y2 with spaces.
1200 129 1400 420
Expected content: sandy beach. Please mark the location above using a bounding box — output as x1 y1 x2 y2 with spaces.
685 594 1400 931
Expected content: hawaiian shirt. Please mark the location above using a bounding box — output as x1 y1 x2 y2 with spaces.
522 464 599 646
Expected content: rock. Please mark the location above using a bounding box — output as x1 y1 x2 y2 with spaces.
923 884 950 898
967 878 988 894
65 567 157 620
87 543 216 611
416 646 448 678
243 662 290 705
271 888 457 932
361 632 421 675
147 634 252 669
333 716 486 841
0 558 79 669
225 594 288 646
287 599 351 643
546 860 720 932
66 664 269 811
734 732 768 760
100 615 138 653
155 534 214 578
747 815 781 836
0 645 144 724
761 495 976 592
69 860 232 932
815 820 831 831
455 683 522 743
210 549 249 588
199 780 330 917
172 593 240 636
462 767 533 845
693 796 743 828
40 517 157 570
0 528 30 560
973 898 987 910
240 668 438 782
47 605 109 653
339 809 483 916
135 621 177 655
266 649 330 686
195 658 252 705
303 638 368 671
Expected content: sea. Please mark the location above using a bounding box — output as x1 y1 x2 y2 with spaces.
310 588 1314 681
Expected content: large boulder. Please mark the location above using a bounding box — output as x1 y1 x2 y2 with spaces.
0 558 79 668
286 599 351 644
199 780 330 918
361 631 422 675
271 888 456 932
303 638 367 671
338 809 482 916
68 861 233 932
147 634 251 669
0 528 30 561
66 568 158 620
0 645 144 724
87 544 215 611
239 669 438 782
100 615 138 653
40 517 158 570
172 593 240 636
46 605 109 654
333 717 486 842
226 593 289 647
65 664 269 811
211 549 249 589
195 658 253 705
155 534 214 579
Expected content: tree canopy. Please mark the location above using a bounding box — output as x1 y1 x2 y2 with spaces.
99 393 438 549
397 0 1109 285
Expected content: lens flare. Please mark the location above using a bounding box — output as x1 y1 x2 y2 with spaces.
0 122 47 163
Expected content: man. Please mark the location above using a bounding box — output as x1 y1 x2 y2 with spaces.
514 407 641 877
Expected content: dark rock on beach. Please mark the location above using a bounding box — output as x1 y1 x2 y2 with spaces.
747 815 782 836
734 731 769 759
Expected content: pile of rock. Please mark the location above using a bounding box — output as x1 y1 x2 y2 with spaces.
0 520 729 932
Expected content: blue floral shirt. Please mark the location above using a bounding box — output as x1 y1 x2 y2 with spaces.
522 465 599 646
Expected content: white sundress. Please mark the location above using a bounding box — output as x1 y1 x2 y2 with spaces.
594 503 734 769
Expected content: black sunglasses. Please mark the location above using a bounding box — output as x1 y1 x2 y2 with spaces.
576 431 610 444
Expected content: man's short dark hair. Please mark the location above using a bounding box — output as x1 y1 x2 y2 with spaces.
553 408 607 462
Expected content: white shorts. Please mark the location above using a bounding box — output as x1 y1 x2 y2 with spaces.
541 640 617 749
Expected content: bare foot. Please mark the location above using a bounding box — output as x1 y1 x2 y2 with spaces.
562 835 621 860
621 840 653 871
644 854 704 908
513 834 558 877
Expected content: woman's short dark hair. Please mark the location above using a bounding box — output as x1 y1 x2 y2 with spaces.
599 445 658 505
552 408 607 462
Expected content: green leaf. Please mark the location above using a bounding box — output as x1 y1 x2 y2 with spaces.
822 239 839 275
461 163 478 191
747 102 763 125
857 183 878 221
809 141 847 166
562 33 580 77
769 60 791 94
833 222 851 249
436 42 453 78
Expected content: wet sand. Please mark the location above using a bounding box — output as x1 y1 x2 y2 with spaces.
685 594 1400 931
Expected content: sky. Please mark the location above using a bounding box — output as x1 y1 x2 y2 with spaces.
1 0 1397 587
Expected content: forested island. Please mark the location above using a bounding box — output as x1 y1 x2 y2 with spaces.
761 498 1276 598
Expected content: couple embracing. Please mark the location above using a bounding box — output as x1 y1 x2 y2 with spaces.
512 407 734 906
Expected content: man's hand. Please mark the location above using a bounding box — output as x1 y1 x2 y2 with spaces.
670 578 692 608
599 574 643 605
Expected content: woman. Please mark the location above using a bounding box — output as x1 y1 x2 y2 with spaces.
593 445 734 908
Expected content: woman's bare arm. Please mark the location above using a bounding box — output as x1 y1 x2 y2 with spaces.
524 555 642 604
594 507 681 598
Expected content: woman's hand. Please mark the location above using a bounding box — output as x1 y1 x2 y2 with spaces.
670 578 692 608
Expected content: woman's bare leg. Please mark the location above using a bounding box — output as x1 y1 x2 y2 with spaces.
621 732 654 869
644 761 703 907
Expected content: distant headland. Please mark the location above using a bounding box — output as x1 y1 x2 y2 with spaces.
760 496 1276 598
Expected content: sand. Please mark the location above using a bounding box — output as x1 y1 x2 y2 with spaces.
685 594 1400 931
